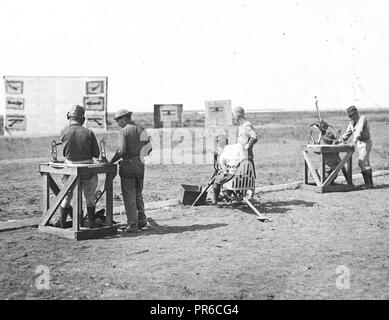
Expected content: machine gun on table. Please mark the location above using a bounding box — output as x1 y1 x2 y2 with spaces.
306 96 342 145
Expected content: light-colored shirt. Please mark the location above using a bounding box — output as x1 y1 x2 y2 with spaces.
117 122 150 159
218 143 248 174
238 120 258 147
341 115 371 144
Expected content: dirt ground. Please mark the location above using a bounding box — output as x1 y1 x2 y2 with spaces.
0 175 388 300
1 110 388 300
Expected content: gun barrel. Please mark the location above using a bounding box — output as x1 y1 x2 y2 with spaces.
315 96 322 122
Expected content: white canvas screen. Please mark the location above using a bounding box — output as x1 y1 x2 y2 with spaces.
3 76 107 137
205 100 233 127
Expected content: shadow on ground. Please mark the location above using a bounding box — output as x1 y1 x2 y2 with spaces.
216 199 316 215
106 218 228 238
368 183 389 190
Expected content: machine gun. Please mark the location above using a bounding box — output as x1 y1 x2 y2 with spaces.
306 96 342 145
98 140 109 164
51 140 63 162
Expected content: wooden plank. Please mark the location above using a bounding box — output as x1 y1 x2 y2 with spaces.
40 163 117 176
301 184 324 193
48 175 60 195
322 152 352 188
304 159 308 184
349 156 353 184
75 226 117 240
0 218 41 232
255 182 302 193
79 165 117 175
305 145 355 153
320 153 325 184
39 164 78 175
74 177 82 232
38 225 76 240
302 151 321 186
38 225 117 240
243 197 271 222
323 184 355 193
42 173 49 215
40 175 77 226
105 173 114 227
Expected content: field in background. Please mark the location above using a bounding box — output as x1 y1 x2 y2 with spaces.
0 109 388 221
0 110 388 300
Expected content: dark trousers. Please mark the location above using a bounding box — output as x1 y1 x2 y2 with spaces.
119 158 146 226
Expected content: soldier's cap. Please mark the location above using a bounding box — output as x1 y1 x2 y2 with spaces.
233 106 245 116
114 109 132 120
323 131 336 144
67 105 85 119
347 105 358 116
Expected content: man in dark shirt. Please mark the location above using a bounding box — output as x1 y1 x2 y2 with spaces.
110 109 151 233
54 105 100 228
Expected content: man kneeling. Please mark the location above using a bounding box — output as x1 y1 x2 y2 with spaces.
212 140 248 205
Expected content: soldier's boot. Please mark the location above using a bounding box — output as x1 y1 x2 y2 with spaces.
87 206 97 229
366 168 374 188
67 206 73 220
54 206 67 229
361 170 370 189
212 185 221 205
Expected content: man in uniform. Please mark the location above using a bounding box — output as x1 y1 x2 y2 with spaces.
232 106 258 162
54 105 101 228
212 139 248 205
110 109 151 233
232 106 258 199
340 105 373 188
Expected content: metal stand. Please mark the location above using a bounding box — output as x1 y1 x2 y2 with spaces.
302 144 355 193
38 162 117 240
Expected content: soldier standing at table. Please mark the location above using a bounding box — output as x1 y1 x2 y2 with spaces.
54 105 101 228
110 109 151 233
340 105 373 188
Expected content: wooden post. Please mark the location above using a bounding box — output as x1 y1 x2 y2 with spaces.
304 157 308 184
320 153 325 184
349 155 353 184
42 173 49 215
73 176 82 232
105 173 114 227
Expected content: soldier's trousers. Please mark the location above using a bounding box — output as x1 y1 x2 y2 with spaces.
119 158 146 226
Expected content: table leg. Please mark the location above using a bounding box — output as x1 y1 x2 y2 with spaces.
42 173 49 215
320 153 325 185
73 177 82 232
304 156 308 184
105 174 113 227
349 153 353 185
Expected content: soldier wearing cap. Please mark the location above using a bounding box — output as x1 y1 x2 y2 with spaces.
341 105 373 188
232 107 258 162
53 105 101 228
232 106 258 199
110 109 151 233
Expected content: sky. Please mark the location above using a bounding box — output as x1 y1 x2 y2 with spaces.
0 0 388 113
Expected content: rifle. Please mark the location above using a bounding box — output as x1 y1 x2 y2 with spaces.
191 152 219 206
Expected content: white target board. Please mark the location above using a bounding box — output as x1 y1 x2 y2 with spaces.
3 76 108 136
205 100 233 127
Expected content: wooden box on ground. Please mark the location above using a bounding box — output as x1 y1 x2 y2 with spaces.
302 144 355 193
179 184 207 206
38 162 117 240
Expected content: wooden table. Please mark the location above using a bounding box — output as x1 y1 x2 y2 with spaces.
302 144 355 193
38 162 117 240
